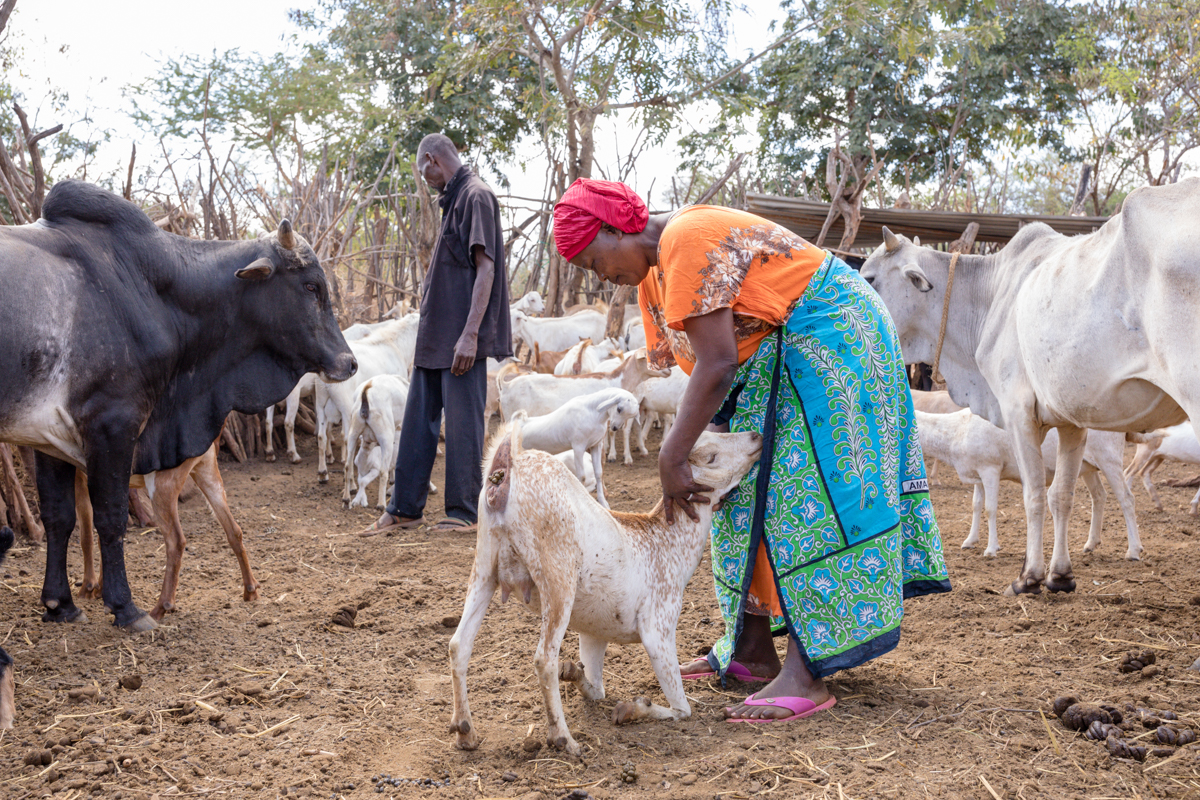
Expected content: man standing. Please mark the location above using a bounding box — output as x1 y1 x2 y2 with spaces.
361 134 511 534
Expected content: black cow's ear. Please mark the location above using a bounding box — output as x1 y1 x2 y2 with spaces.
236 258 276 281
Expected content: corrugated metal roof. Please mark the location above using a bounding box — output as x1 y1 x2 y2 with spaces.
745 193 1110 248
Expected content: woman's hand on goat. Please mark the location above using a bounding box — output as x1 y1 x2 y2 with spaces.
659 453 713 524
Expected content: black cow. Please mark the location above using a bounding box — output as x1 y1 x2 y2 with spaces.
0 180 356 631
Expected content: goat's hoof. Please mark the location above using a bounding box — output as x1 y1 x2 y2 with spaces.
1125 549 1143 562
317 473 329 484
265 453 276 463
984 549 1000 558
613 696 651 726
289 453 302 464
549 734 582 756
1044 573 1076 594
959 540 976 550
559 661 585 683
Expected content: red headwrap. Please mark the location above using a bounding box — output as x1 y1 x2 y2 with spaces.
552 178 649 260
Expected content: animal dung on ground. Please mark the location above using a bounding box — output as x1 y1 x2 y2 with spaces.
440 615 460 629
331 606 357 628
1155 725 1196 746
1060 703 1113 731
1050 695 1079 717
619 762 639 784
1085 720 1122 741
1119 649 1157 673
119 674 143 691
1105 735 1147 761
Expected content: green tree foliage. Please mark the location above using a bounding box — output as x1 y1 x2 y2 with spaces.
757 0 1078 197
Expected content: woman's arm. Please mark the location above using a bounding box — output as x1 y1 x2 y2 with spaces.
659 307 739 523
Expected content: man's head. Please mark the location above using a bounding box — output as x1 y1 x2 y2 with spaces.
416 134 463 191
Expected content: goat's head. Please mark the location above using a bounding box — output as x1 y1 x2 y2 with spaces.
687 431 762 498
597 390 640 431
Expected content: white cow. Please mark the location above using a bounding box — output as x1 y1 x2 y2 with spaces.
860 179 1200 595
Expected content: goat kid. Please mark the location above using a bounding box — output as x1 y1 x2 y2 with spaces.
448 425 761 756
510 388 638 508
1124 423 1200 514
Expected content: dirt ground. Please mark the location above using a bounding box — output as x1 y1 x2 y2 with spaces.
2 424 1200 800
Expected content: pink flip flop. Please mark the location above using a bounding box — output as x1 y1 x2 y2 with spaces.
725 692 837 723
682 658 771 683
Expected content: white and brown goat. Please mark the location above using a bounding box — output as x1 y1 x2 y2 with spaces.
448 423 761 756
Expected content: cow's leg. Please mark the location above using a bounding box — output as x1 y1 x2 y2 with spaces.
191 449 260 605
263 405 276 462
1005 415 1051 596
448 530 499 751
961 483 983 550
146 467 190 620
1043 426 1086 594
533 596 580 755
36 453 85 624
590 444 608 509
75 470 102 600
85 431 155 631
614 624 691 725
1080 469 1106 555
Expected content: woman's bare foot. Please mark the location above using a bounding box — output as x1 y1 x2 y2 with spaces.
724 636 831 721
680 614 782 679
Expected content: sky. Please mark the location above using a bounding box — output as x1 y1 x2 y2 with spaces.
4 0 787 211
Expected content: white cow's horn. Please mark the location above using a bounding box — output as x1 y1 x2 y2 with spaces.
882 226 901 253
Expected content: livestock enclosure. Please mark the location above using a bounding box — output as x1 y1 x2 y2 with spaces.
1 426 1199 800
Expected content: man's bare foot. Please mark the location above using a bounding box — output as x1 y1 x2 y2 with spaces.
357 512 423 537
724 637 831 721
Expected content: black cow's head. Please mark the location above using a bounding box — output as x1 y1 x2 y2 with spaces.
236 220 357 382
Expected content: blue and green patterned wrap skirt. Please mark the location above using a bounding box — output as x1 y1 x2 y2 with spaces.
705 254 951 680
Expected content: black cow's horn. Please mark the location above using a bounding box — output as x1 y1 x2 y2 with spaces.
278 219 297 250
882 226 902 253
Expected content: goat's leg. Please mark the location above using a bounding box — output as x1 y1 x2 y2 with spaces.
533 601 580 755
147 467 192 620
284 391 303 464
1079 469 1106 555
316 397 330 484
607 429 617 463
624 417 638 464
375 414 396 510
928 458 941 487
563 633 606 701
614 626 691 725
1142 456 1164 512
192 449 260 605
980 468 1001 557
352 460 381 509
75 470 102 600
961 482 983 550
341 417 363 509
590 445 608 509
660 413 675 443
448 535 500 752
264 405 276 462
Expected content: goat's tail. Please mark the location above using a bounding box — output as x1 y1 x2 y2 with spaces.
481 419 522 520
359 380 372 421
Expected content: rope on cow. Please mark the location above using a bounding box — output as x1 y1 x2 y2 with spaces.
930 250 961 384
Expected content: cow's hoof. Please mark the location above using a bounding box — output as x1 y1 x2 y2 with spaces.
81 582 103 600
244 584 260 603
43 604 87 624
1003 579 1043 597
1044 574 1076 593
120 612 158 633
265 453 276 463
450 719 480 750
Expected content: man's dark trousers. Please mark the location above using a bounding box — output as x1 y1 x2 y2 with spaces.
387 360 487 525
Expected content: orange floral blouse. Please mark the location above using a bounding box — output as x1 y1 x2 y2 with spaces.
638 205 827 375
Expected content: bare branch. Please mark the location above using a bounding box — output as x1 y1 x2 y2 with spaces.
0 0 17 40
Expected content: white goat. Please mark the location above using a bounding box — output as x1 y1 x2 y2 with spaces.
623 318 646 350
1124 423 1200 514
911 389 964 485
634 366 689 455
552 339 601 376
511 388 638 508
498 348 667 421
342 375 410 508
448 425 762 756
553 451 596 491
511 290 545 317
264 319 396 463
916 409 1141 559
314 314 420 483
511 309 605 354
